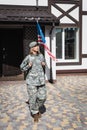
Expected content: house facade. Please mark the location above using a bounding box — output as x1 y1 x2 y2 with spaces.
0 0 87 81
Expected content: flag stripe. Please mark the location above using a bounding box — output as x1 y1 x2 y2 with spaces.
37 22 58 61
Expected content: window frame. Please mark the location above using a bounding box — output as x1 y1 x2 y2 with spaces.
56 27 79 63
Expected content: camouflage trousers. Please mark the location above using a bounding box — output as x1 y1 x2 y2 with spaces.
27 84 47 115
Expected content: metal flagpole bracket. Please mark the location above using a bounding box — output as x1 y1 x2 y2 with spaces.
24 17 40 22
35 17 40 23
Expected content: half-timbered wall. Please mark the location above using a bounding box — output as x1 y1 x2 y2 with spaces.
82 0 87 55
48 0 87 74
81 0 87 72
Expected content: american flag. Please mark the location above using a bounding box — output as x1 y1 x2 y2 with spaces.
36 22 57 61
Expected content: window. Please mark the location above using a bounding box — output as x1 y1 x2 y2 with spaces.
56 27 79 62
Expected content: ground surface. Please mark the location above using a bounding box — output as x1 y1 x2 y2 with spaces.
0 75 87 130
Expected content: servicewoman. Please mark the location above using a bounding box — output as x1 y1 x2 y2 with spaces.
20 41 47 122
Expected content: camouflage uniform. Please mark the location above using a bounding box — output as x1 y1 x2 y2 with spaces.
20 53 47 115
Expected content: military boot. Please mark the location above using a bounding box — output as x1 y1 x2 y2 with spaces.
38 112 41 118
33 113 39 123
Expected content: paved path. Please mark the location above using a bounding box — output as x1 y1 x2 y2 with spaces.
0 75 87 130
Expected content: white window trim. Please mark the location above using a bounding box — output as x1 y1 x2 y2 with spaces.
56 27 79 63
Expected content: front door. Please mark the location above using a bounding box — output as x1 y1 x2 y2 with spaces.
0 28 23 76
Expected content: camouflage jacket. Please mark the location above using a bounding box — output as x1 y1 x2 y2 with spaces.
20 53 45 86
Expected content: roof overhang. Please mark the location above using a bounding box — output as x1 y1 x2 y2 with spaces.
0 5 59 25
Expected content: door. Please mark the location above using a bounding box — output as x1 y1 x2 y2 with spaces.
0 28 23 76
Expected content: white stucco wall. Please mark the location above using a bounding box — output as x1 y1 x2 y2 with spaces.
51 4 79 24
45 26 50 80
0 0 48 6
82 16 87 54
82 0 87 11
51 28 56 80
56 58 87 70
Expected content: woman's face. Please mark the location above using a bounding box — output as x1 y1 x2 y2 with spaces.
32 45 39 53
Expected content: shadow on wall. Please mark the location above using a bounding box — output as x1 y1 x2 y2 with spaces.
45 62 54 84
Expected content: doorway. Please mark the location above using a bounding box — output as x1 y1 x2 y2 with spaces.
0 28 23 77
